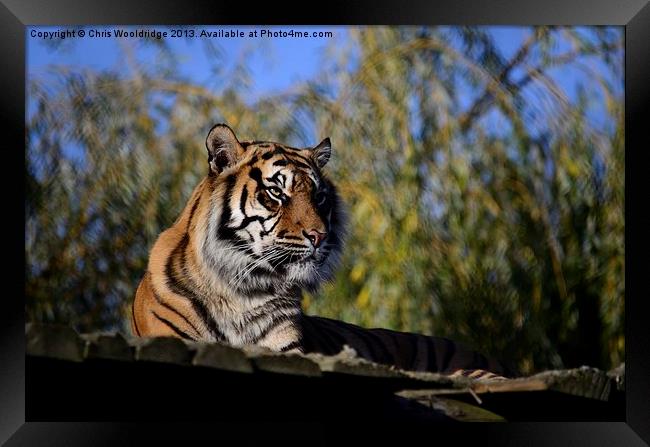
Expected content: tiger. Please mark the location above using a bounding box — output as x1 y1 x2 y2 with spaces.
131 123 513 379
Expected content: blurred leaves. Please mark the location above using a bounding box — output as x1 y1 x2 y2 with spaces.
26 26 624 374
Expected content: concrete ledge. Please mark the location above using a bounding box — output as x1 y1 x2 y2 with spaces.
25 323 624 403
24 323 625 421
133 337 195 364
26 323 85 362
81 332 133 361
193 343 254 373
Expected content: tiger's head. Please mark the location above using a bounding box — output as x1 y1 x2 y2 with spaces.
201 124 346 294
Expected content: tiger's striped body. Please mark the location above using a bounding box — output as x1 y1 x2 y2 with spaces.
132 124 512 378
301 316 510 378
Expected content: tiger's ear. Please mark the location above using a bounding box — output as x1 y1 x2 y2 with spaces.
311 137 331 169
206 124 245 174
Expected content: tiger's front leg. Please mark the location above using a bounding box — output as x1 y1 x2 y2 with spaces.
254 320 303 353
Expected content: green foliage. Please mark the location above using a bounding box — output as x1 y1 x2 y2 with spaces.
26 26 624 374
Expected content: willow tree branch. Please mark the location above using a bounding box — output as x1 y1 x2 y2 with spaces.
459 29 543 132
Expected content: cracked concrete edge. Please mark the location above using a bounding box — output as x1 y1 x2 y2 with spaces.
24 322 624 395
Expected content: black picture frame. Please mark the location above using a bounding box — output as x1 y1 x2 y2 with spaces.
6 0 649 444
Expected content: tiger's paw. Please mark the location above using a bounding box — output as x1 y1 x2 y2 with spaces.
449 368 509 381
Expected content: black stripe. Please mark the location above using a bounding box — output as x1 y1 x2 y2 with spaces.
273 159 288 166
249 167 264 185
180 233 190 273
411 334 430 371
397 334 419 371
261 147 286 160
286 158 312 171
152 311 194 340
280 341 301 352
268 172 286 187
241 140 269 148
287 152 319 171
368 328 401 364
245 298 300 325
425 336 440 372
259 214 281 236
232 214 274 231
165 237 226 342
186 189 202 232
360 329 396 365
436 338 457 373
239 184 248 215
216 174 238 242
255 191 278 212
280 236 302 242
250 314 296 343
281 145 304 152
345 324 388 364
151 286 202 337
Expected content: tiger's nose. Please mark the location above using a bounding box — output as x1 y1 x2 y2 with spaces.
303 229 327 248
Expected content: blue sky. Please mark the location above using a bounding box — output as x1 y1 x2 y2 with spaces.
27 25 623 141
27 26 346 101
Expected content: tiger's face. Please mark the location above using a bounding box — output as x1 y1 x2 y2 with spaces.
203 124 345 293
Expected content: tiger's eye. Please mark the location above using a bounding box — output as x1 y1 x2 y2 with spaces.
267 186 283 199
